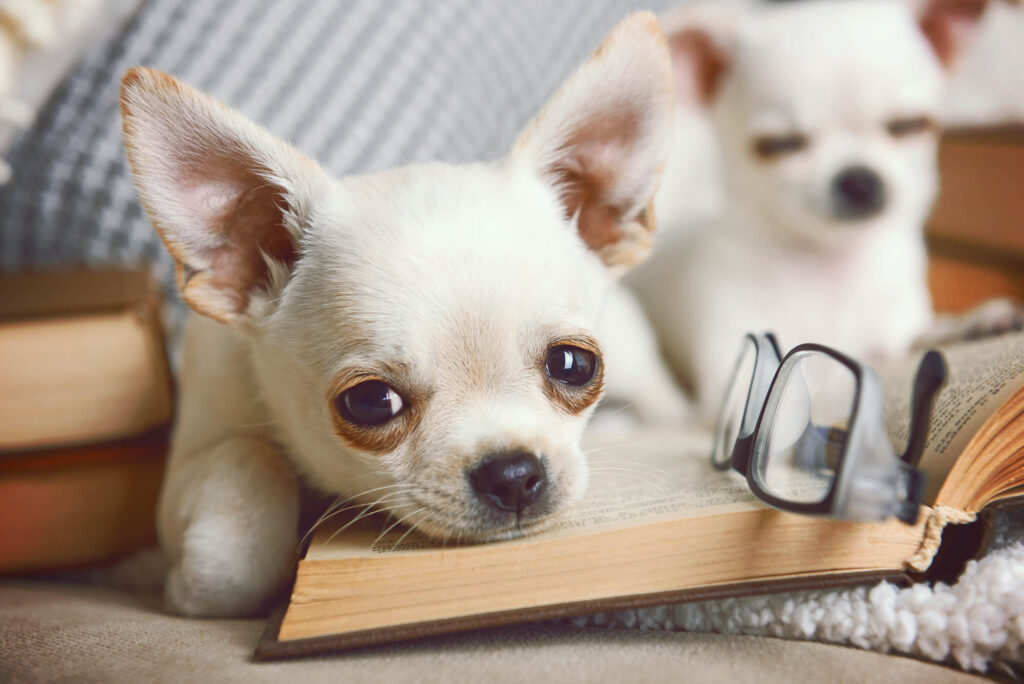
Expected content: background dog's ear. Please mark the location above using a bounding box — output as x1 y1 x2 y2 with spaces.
512 12 674 273
913 0 989 70
120 68 327 324
661 6 739 105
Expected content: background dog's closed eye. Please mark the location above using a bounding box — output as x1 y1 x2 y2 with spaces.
886 116 936 138
752 116 936 161
752 133 810 160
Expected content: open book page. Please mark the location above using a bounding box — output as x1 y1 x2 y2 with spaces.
881 331 1024 503
307 428 761 561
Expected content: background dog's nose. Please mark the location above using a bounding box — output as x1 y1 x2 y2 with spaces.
469 451 546 513
831 165 886 220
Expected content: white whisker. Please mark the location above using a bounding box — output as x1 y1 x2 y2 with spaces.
322 497 407 545
597 400 638 417
316 491 409 526
388 514 426 552
585 442 665 456
588 467 674 493
587 457 676 480
369 507 422 549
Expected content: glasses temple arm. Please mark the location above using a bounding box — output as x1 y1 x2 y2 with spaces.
901 350 948 467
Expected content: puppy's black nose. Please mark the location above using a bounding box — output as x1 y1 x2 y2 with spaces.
469 451 546 513
831 165 886 220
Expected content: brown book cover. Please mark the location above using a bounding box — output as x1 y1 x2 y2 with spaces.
0 268 160 321
0 268 174 451
0 431 168 573
0 268 174 572
927 125 1024 312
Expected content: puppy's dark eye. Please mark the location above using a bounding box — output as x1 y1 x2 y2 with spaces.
545 346 597 386
753 134 809 160
886 116 933 138
335 380 405 426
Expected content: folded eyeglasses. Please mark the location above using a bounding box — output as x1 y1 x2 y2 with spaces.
712 333 947 524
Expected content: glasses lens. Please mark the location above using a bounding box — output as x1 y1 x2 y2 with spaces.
753 351 856 504
712 337 758 468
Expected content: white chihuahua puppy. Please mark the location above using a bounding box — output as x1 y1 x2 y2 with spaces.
631 0 985 424
120 14 675 617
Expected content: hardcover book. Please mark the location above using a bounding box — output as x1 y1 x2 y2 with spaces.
0 268 173 451
927 125 1024 311
0 268 173 573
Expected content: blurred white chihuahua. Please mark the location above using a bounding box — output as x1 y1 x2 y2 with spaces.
120 14 676 617
631 0 987 423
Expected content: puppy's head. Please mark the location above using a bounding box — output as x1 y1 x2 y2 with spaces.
664 0 985 248
120 13 673 542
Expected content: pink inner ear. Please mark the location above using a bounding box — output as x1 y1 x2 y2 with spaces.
553 111 641 256
918 0 987 69
179 157 295 318
668 29 727 104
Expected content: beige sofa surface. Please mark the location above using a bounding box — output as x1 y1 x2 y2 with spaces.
0 581 989 683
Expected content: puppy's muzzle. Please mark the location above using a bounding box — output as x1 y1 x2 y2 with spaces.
468 451 546 514
830 165 886 221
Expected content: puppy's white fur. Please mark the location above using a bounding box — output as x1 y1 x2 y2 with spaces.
121 13 676 617
631 0 983 424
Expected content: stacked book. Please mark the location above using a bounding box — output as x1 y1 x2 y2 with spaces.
0 269 173 573
927 125 1024 312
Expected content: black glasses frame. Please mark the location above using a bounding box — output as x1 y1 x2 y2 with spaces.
714 333 947 524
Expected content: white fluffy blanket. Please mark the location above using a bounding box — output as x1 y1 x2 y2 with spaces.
573 542 1024 676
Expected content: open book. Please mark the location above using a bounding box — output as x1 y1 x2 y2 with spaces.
256 332 1024 660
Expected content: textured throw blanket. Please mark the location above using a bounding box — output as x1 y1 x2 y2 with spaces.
574 542 1024 676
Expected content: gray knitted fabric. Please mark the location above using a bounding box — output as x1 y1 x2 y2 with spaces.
0 0 676 326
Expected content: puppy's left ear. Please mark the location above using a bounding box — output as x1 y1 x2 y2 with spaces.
120 68 329 325
512 12 674 274
913 0 989 69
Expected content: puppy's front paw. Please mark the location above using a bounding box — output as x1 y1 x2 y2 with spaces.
960 297 1024 340
164 513 295 618
159 437 300 617
165 558 273 618
920 297 1024 347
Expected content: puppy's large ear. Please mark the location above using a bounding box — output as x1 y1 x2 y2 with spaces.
512 12 674 273
661 6 739 105
120 68 328 324
913 0 989 69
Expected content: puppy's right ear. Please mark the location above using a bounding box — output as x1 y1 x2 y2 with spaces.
120 68 328 324
512 12 675 274
661 6 739 105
